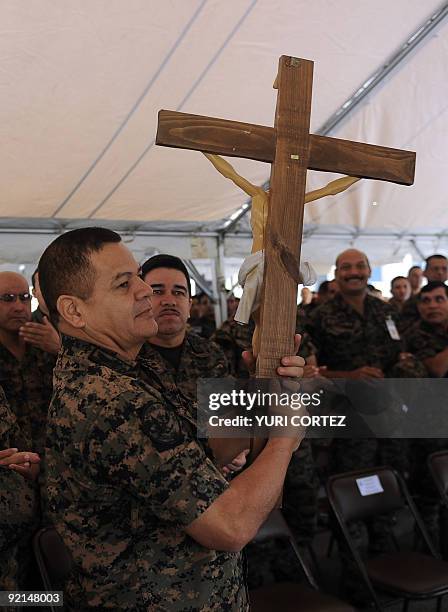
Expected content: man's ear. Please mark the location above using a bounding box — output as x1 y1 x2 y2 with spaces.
56 295 86 329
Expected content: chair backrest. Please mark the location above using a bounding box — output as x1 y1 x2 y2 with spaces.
326 466 404 523
33 526 73 591
253 509 318 589
428 450 448 499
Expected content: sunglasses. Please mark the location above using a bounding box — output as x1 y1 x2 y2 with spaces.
0 293 32 303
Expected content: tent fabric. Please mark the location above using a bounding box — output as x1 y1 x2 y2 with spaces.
1 1 447 265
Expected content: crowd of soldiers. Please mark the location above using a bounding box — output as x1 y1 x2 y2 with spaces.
1 233 447 610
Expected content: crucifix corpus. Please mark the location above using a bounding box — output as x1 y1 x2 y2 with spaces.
156 55 415 379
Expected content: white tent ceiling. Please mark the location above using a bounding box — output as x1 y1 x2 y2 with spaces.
1 0 448 266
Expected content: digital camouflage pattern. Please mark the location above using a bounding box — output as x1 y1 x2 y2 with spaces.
398 294 419 333
0 389 38 593
404 319 448 363
212 319 254 378
45 335 247 611
213 315 316 378
139 331 229 409
306 293 403 375
0 342 55 455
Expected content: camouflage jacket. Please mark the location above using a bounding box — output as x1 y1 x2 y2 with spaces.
212 319 254 377
139 332 229 409
398 294 419 333
306 293 402 374
0 342 55 455
0 389 38 590
213 317 316 376
405 320 448 365
45 335 247 611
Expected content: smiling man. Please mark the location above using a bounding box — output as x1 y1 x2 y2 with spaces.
39 228 305 611
306 249 404 380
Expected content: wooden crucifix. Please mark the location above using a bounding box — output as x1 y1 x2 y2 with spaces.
156 55 415 378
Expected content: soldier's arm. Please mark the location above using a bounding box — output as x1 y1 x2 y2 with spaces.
422 347 448 378
405 329 448 377
185 436 303 552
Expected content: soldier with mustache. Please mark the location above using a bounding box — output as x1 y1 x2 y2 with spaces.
305 248 425 604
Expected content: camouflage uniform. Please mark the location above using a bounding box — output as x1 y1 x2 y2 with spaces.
213 316 316 377
45 335 247 611
212 319 254 378
405 320 448 547
139 331 229 407
398 294 419 333
405 319 448 363
0 342 55 456
0 389 38 594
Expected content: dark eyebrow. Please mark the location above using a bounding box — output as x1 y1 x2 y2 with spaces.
173 284 188 292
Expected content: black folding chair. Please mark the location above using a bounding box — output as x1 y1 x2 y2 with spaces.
428 450 448 507
428 449 448 559
33 526 73 612
249 509 355 611
327 466 448 612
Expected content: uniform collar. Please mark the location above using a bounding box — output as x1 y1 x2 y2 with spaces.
60 334 139 376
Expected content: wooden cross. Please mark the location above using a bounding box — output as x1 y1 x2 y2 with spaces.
156 55 415 378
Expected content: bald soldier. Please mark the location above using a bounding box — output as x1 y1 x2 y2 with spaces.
0 272 55 457
39 227 306 611
305 248 426 603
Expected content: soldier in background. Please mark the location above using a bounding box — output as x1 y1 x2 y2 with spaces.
405 281 448 547
137 253 318 589
20 269 61 355
0 272 55 458
401 254 448 332
408 265 423 296
139 255 230 437
306 248 425 603
389 276 411 313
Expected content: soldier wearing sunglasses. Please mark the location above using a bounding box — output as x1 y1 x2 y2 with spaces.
0 272 55 458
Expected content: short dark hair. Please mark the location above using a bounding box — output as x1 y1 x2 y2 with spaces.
419 281 448 299
408 265 421 274
425 254 447 268
141 254 191 296
318 280 330 295
390 275 409 288
39 227 121 324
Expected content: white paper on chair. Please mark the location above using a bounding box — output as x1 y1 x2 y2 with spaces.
356 475 384 496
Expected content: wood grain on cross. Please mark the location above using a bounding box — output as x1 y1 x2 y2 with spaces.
156 55 415 378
